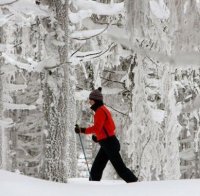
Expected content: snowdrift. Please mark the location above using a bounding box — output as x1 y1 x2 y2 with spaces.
0 170 200 196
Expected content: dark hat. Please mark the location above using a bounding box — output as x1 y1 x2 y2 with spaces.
89 87 103 101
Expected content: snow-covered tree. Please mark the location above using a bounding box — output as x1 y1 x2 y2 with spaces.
125 0 182 180
0 50 3 168
40 0 77 181
0 0 77 182
125 0 200 180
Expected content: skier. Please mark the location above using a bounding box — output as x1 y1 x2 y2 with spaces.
75 87 138 183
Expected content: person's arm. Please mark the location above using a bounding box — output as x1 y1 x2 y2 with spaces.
85 109 106 135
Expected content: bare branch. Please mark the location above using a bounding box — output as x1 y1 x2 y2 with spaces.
74 43 116 60
90 18 123 27
44 61 72 70
71 24 109 41
70 44 84 57
100 76 125 85
76 50 103 58
106 104 128 116
103 69 116 74
92 43 116 59
145 55 160 67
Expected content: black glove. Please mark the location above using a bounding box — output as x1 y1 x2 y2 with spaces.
75 124 80 133
92 135 98 143
75 124 86 134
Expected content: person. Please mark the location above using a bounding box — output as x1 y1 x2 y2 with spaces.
75 87 138 183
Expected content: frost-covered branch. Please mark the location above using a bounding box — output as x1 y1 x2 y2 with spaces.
73 0 124 16
2 53 35 72
82 18 131 48
3 84 27 92
3 103 36 110
0 14 13 27
0 0 18 6
101 76 125 85
69 10 92 24
182 94 200 113
0 118 13 128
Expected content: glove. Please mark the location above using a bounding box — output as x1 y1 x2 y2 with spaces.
75 124 80 133
92 135 98 143
75 124 86 134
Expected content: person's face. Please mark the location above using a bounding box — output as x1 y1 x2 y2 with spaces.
89 99 95 106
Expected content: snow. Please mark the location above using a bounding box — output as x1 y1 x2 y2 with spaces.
184 1 189 14
151 109 165 123
70 28 107 39
3 83 27 92
69 10 92 24
0 0 49 28
0 118 13 128
75 88 123 101
8 0 49 18
3 102 36 110
75 90 90 101
82 18 132 49
2 53 35 72
35 91 43 105
103 87 123 95
150 0 170 19
0 14 12 27
0 0 15 4
1 170 200 196
73 0 124 16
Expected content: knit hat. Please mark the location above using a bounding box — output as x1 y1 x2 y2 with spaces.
89 87 103 101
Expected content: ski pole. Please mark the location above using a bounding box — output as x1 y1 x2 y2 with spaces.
78 132 92 180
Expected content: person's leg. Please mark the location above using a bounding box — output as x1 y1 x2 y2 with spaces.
109 151 138 182
90 147 109 181
101 137 138 183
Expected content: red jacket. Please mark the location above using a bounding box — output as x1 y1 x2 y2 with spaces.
85 105 116 141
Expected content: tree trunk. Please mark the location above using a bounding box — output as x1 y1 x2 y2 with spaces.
42 0 77 182
0 51 3 169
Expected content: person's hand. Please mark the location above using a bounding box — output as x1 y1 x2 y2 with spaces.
75 124 86 134
92 135 98 143
75 124 80 133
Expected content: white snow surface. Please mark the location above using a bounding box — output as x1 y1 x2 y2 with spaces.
1 170 200 196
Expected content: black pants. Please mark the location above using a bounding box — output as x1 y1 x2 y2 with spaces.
90 136 138 183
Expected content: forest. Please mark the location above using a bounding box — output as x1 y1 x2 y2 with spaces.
0 0 200 184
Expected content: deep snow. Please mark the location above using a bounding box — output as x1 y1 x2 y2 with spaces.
1 170 200 196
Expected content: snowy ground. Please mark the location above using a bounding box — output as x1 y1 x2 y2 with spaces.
1 170 200 196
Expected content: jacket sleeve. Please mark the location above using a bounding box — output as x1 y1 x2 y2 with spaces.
85 109 106 135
